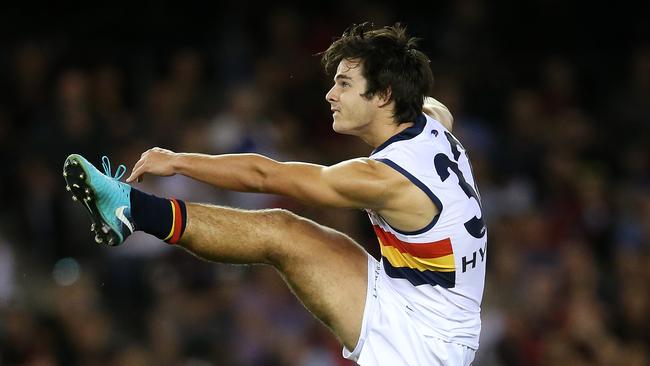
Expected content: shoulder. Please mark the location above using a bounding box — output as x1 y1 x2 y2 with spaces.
326 158 405 182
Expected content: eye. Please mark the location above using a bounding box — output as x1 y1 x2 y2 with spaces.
340 81 350 88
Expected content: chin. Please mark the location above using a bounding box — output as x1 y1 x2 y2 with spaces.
332 120 348 134
333 118 362 136
332 119 340 131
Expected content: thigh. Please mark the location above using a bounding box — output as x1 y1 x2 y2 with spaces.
269 211 370 352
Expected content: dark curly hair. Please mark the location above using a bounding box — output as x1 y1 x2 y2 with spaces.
321 22 434 124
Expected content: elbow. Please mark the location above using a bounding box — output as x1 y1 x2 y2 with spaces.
250 168 268 193
248 155 277 193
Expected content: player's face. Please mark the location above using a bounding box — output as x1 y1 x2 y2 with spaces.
325 59 378 135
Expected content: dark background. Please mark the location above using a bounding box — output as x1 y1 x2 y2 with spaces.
0 1 648 365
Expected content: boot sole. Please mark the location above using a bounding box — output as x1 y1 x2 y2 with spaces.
63 156 122 246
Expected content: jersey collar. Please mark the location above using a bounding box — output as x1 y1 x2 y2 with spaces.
371 114 427 155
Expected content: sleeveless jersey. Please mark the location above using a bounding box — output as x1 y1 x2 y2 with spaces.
367 113 487 349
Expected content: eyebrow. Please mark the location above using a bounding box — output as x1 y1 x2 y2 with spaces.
334 74 353 82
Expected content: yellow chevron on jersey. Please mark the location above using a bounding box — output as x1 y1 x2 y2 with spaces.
380 242 455 272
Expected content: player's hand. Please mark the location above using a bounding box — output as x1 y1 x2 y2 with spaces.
423 97 454 131
126 147 179 183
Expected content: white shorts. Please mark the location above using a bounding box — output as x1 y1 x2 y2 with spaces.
343 256 476 366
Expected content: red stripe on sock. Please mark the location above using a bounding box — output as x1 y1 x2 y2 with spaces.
169 198 183 244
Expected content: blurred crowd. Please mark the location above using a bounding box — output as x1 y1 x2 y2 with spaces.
0 1 648 365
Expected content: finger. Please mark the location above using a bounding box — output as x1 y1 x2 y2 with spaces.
126 172 137 183
126 166 138 183
126 157 148 182
131 159 145 176
128 168 145 183
126 163 146 183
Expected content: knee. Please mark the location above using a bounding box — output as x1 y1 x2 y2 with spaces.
260 208 313 266
262 208 301 232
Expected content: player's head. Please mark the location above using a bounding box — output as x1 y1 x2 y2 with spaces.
322 22 434 134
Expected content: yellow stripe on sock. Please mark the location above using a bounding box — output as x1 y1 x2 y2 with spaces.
163 200 176 241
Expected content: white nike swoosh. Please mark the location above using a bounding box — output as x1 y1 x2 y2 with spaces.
115 205 134 234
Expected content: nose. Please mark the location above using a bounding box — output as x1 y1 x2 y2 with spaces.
325 85 337 103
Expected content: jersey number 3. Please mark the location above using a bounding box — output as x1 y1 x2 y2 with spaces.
434 132 486 238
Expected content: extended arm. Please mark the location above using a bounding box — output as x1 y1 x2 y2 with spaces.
127 148 403 210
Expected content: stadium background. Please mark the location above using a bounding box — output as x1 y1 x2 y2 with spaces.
0 1 648 365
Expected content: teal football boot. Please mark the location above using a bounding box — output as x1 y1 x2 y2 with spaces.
63 154 134 246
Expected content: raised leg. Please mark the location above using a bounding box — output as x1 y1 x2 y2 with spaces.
179 203 369 350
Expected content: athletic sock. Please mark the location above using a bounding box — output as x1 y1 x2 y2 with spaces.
129 188 187 244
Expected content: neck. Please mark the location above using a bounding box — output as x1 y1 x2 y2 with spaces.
361 117 415 148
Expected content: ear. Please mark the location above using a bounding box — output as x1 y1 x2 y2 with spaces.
375 87 392 108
